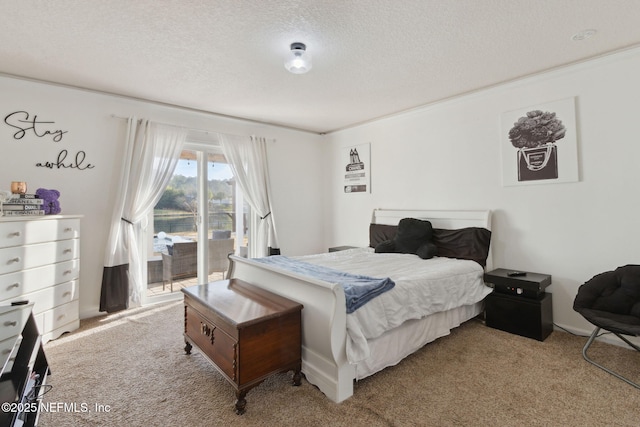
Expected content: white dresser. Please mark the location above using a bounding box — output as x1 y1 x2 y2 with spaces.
0 215 81 343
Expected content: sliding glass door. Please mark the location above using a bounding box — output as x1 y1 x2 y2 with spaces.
145 142 249 303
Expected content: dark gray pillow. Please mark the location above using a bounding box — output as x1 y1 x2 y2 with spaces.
369 222 491 266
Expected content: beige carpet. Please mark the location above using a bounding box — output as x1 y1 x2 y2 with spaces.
38 300 639 427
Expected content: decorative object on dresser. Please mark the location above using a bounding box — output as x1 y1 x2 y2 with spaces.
182 279 303 415
35 188 61 215
484 268 553 341
0 215 81 343
0 303 50 427
0 191 13 216
10 181 27 194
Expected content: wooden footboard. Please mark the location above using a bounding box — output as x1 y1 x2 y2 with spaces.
227 255 355 403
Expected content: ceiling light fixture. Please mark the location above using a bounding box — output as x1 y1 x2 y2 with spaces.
285 42 312 74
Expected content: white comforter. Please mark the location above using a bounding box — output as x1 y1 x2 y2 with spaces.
293 248 492 363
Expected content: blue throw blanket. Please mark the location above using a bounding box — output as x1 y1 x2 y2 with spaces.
253 256 395 314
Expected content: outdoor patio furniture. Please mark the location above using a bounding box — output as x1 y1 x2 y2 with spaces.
162 238 234 291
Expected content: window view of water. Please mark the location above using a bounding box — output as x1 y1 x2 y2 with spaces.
154 211 240 234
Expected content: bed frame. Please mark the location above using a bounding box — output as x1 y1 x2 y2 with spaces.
227 209 492 403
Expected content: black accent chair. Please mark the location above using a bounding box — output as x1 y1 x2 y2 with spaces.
573 264 640 389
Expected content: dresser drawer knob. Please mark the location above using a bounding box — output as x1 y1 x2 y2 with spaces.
8 282 20 290
9 231 21 237
62 291 72 298
4 321 17 327
63 248 73 254
1 349 10 355
64 227 73 232
8 257 20 264
63 270 73 275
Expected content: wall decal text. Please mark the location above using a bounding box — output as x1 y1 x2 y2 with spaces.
36 150 95 170
4 109 96 171
4 110 68 142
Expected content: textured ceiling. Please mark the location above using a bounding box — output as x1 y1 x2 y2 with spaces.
1 0 640 134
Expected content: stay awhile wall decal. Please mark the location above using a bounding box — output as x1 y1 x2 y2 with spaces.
3 110 95 170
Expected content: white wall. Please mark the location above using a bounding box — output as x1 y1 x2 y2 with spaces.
324 47 640 337
3 47 638 336
0 75 325 319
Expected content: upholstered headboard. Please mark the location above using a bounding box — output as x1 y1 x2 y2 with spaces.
370 209 493 270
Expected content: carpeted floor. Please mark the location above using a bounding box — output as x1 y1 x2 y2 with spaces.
38 300 639 427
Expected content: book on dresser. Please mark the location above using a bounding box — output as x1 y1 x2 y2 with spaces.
5 195 44 204
2 204 44 210
0 215 82 343
1 209 45 216
2 194 45 216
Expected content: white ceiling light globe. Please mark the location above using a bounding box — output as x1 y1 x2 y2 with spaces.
285 42 312 74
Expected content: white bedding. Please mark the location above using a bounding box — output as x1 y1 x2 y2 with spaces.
293 247 492 363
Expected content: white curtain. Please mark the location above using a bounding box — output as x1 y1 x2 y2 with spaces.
219 134 278 258
100 118 186 312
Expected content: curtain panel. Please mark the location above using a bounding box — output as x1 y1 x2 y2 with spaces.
220 134 279 258
100 118 187 312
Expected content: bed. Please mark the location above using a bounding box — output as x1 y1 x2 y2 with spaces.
226 209 493 403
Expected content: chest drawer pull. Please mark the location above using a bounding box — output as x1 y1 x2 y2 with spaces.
8 282 20 289
62 291 72 298
8 231 21 237
63 269 73 275
4 321 17 327
64 227 74 232
63 248 73 254
8 257 21 264
200 323 217 345
1 349 10 356
200 323 216 336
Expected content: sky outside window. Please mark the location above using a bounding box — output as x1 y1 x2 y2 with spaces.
173 159 233 180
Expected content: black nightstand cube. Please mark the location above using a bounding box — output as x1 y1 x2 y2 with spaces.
484 269 553 341
485 292 553 341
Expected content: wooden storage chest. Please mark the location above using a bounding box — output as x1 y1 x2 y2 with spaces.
182 279 302 414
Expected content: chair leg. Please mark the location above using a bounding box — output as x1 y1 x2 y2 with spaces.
161 280 173 292
582 327 640 389
614 332 640 352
